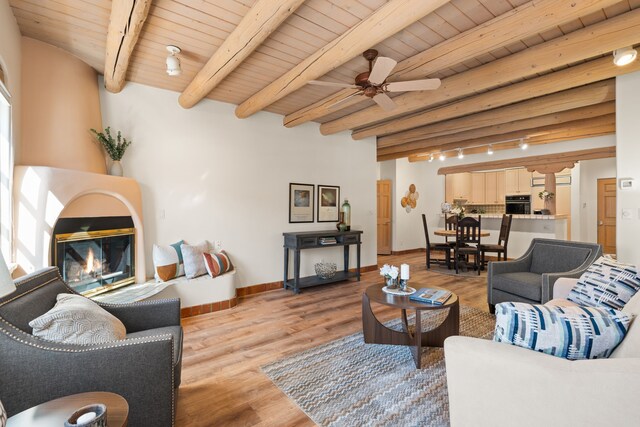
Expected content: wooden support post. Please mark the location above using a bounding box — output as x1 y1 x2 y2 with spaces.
544 173 557 215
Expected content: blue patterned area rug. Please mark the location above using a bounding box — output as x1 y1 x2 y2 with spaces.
261 306 495 427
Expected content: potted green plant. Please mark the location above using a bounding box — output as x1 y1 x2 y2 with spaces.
90 127 132 176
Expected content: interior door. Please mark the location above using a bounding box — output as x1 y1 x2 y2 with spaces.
377 180 392 255
597 178 617 255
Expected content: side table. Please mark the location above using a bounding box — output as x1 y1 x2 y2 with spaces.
7 391 128 427
362 284 459 368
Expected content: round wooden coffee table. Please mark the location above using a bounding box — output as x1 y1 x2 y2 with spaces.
362 284 459 368
7 391 128 426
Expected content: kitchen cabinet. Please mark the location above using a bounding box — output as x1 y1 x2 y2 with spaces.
496 171 506 203
445 173 471 202
470 173 486 204
506 168 531 195
483 171 506 204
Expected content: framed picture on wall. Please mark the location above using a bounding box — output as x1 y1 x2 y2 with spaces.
317 185 340 222
289 183 314 223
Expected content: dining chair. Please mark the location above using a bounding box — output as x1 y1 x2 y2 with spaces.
454 216 482 275
422 214 451 269
479 214 513 269
445 214 458 246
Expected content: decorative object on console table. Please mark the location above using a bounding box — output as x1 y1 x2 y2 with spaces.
289 183 314 223
341 199 351 230
283 230 362 293
89 127 132 177
317 185 340 222
336 212 348 231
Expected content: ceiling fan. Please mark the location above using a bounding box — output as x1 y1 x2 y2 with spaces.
308 49 441 111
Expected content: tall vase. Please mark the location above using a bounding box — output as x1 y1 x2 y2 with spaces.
109 160 123 177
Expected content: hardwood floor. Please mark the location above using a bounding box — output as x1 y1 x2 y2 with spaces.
176 252 487 426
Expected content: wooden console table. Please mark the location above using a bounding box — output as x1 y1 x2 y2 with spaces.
283 230 362 293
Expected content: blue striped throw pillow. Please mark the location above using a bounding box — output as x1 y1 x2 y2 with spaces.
567 256 640 310
494 302 634 360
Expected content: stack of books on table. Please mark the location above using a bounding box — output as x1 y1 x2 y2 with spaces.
319 237 337 245
410 288 452 305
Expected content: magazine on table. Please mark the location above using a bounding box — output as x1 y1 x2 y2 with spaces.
409 288 452 305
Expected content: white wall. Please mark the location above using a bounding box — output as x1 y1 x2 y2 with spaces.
574 158 617 243
99 80 377 288
383 135 615 258
616 71 640 265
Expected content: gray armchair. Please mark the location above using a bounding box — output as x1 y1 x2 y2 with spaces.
487 238 602 312
0 267 182 426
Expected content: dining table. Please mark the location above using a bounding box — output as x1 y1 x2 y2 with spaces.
434 229 491 273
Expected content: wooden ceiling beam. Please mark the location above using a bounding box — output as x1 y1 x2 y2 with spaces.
103 0 152 93
376 81 615 148
320 8 640 136
378 102 615 155
282 0 621 128
178 0 305 109
433 146 616 175
234 0 451 119
380 113 616 160
350 53 638 140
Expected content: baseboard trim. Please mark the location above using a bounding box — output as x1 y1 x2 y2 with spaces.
390 248 425 255
181 297 238 318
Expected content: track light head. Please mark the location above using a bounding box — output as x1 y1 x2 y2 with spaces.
439 153 446 162
457 149 464 159
487 145 494 155
613 46 637 67
166 45 182 76
428 154 434 163
519 139 528 150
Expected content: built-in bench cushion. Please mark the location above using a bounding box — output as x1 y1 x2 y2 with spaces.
530 243 591 274
491 272 542 301
494 301 634 360
568 257 640 311
29 293 126 345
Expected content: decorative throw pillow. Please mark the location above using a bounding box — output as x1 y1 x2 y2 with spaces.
203 250 234 278
567 256 640 310
0 398 6 427
153 240 185 282
181 241 210 279
494 302 634 360
29 294 126 345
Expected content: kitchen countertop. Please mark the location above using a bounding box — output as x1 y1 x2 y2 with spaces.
440 213 568 220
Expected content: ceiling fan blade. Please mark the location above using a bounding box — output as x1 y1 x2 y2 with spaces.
308 80 358 89
385 78 442 92
373 93 397 111
327 91 362 109
368 57 397 85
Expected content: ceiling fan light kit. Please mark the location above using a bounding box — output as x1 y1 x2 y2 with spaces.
308 49 441 111
613 46 637 66
166 45 182 76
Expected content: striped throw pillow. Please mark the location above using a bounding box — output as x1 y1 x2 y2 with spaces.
203 250 233 278
494 302 634 360
567 256 640 310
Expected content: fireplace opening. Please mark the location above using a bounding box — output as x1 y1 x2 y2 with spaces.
52 217 135 297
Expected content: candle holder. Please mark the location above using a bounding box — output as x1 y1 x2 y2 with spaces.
399 279 409 292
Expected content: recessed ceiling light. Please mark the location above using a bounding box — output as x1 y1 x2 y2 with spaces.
166 45 182 76
613 46 637 66
487 145 494 155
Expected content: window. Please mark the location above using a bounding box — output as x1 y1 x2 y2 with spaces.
0 65 13 258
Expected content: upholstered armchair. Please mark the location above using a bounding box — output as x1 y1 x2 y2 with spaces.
0 267 183 426
445 278 640 427
487 238 602 312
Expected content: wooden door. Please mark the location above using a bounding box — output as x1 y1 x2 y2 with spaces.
377 180 392 255
470 172 486 204
485 172 497 204
597 178 617 255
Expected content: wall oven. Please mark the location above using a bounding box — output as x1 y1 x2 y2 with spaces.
505 195 531 215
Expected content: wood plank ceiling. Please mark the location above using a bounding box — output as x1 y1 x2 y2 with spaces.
10 0 640 161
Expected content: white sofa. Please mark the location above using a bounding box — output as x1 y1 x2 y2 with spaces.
445 277 640 427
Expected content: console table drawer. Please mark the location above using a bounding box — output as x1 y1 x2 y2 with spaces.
298 237 318 247
339 234 359 244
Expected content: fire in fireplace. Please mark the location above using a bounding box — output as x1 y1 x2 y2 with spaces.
54 227 135 297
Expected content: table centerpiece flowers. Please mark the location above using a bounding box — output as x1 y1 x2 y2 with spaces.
380 264 399 288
